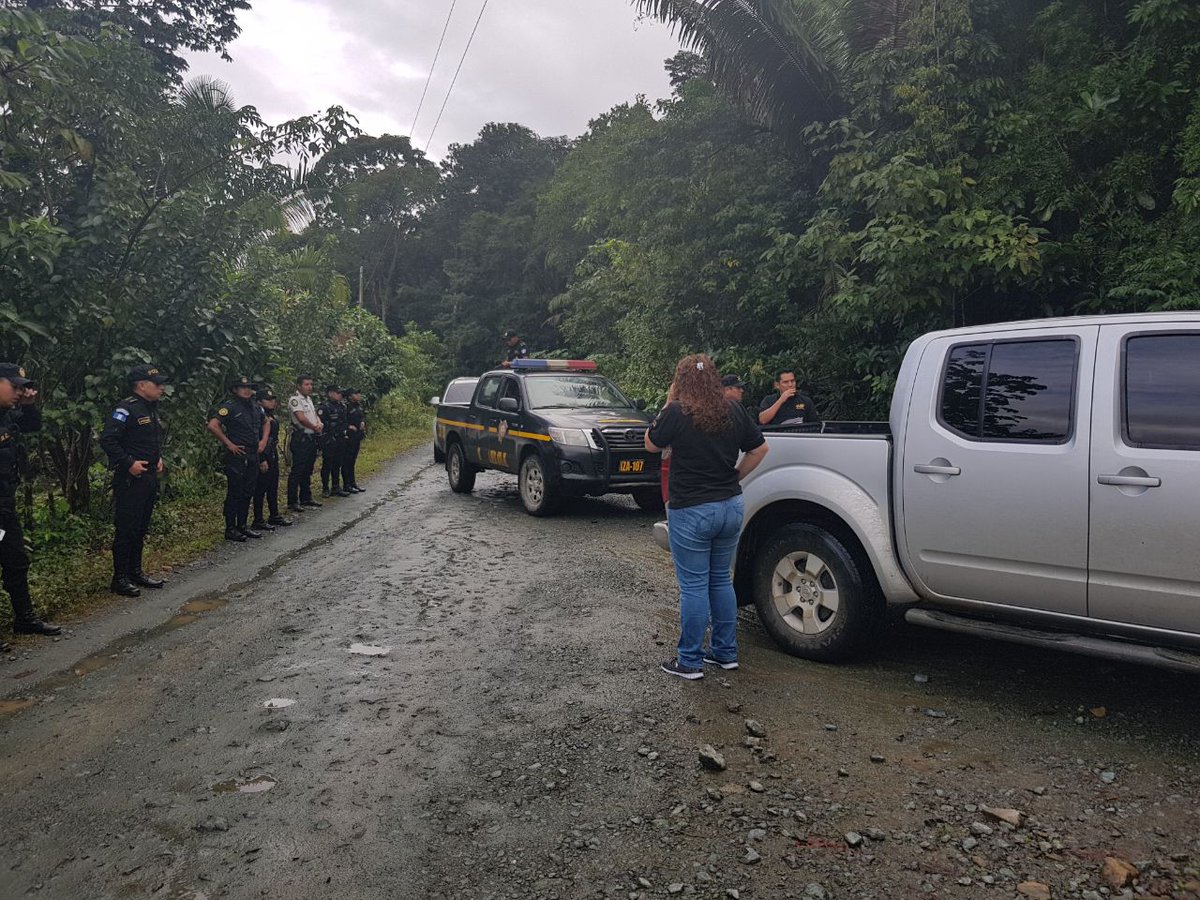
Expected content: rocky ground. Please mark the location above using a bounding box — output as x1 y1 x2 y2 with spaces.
1 448 1198 900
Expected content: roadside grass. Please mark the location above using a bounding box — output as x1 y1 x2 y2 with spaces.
6 416 431 636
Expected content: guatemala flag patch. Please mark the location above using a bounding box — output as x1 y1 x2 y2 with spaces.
113 409 129 422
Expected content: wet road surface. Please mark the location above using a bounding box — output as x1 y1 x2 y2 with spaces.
2 449 1198 899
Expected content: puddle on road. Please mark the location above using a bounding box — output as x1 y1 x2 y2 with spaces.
263 698 296 709
349 643 390 657
180 597 228 615
0 698 36 716
213 774 277 795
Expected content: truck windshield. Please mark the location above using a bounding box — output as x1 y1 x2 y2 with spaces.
525 375 635 410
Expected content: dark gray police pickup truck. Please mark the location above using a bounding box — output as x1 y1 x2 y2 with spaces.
657 313 1200 673
436 360 664 516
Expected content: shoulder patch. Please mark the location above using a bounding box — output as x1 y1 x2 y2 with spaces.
113 409 129 422
218 407 229 417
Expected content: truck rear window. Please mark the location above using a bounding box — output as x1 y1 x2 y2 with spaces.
939 339 1077 443
1125 333 1200 450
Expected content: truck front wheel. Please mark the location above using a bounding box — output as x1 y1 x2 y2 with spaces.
519 453 560 516
446 442 476 493
752 523 882 662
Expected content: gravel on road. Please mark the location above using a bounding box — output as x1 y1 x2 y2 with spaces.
2 449 1198 899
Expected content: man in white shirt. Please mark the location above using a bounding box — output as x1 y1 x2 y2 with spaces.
286 375 324 512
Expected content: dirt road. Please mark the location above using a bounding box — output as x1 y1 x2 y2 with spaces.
2 449 1198 899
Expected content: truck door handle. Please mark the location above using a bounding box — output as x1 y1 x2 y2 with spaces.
914 463 961 476
1098 473 1161 488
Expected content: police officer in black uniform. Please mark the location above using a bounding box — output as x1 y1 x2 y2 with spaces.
251 387 292 532
207 375 268 542
501 330 529 367
318 385 350 497
341 387 366 493
100 364 169 597
0 362 60 651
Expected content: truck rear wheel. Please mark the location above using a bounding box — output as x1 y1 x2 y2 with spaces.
752 523 882 662
519 453 560 516
446 442 476 493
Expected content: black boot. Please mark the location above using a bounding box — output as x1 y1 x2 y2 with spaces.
13 617 62 636
0 638 10 653
302 499 322 508
238 525 263 539
131 571 165 589
7 577 62 635
225 527 248 543
111 577 141 597
250 519 276 532
267 515 293 527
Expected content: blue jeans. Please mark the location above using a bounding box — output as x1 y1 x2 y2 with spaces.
667 495 744 670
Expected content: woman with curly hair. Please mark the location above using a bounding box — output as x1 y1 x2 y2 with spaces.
645 354 768 680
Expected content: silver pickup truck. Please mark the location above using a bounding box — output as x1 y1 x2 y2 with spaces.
657 313 1200 673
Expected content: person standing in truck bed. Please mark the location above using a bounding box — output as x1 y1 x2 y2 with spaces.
758 368 818 427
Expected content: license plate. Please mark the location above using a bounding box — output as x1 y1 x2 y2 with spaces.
618 459 646 474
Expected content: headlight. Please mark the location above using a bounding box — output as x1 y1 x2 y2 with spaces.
548 427 593 448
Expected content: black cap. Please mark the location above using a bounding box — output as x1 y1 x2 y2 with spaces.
325 384 344 394
128 363 167 385
0 363 33 388
230 375 258 391
721 374 746 389
256 387 277 401
344 387 361 396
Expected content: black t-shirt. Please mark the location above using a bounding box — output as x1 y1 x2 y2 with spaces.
758 391 818 427
648 400 765 509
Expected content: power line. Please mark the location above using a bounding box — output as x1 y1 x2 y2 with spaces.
425 0 490 154
410 0 459 137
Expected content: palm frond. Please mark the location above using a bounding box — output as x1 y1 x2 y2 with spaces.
634 0 844 139
841 0 916 54
178 75 238 115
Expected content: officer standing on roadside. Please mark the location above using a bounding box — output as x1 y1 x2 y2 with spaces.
0 363 60 651
341 387 366 493
100 364 169 597
251 387 291 532
286 375 323 513
207 375 268 542
318 384 350 497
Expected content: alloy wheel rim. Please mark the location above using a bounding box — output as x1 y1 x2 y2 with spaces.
770 550 840 636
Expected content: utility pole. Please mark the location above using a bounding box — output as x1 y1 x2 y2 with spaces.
358 266 364 308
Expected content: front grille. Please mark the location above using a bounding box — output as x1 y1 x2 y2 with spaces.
598 426 647 452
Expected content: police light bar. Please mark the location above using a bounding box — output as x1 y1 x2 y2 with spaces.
511 359 598 372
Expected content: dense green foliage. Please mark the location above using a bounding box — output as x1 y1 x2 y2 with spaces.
1 8 444 525
304 0 1199 414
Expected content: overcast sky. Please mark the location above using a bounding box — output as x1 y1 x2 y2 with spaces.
183 0 682 161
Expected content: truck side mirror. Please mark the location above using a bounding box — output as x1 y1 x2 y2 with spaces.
429 396 441 406
634 398 647 411
498 397 520 413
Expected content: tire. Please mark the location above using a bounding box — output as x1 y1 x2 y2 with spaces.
519 452 560 517
632 487 665 513
434 444 445 464
752 523 883 662
446 441 476 493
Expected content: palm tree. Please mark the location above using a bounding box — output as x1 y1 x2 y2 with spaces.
633 0 919 140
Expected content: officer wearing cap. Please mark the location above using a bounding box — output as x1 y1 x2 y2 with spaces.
318 384 350 497
100 364 169 597
207 375 269 542
0 363 60 650
721 374 746 404
286 374 324 512
251 387 291 532
341 387 366 493
500 330 529 368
